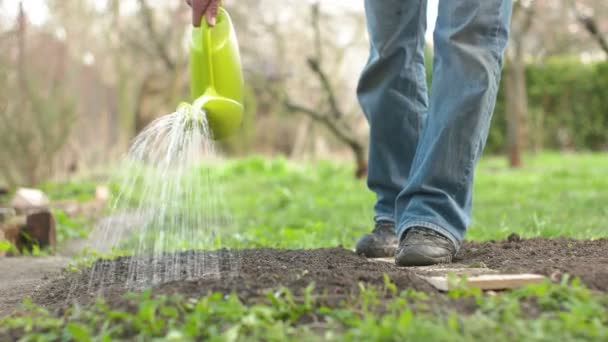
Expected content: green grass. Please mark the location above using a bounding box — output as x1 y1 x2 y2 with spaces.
2 153 607 341
2 278 607 341
37 152 608 250
472 153 608 240
213 153 608 249
53 209 92 245
215 157 375 249
39 180 98 203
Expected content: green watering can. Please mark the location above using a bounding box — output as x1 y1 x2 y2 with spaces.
190 7 244 140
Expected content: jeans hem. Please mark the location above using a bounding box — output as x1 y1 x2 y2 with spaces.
397 220 462 252
374 215 395 224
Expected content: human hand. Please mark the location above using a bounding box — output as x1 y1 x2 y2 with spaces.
186 0 221 27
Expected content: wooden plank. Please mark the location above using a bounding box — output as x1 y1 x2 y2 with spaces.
422 274 546 292
369 258 497 277
367 257 546 291
372 257 395 264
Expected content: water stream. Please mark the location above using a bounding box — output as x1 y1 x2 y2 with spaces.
82 104 239 292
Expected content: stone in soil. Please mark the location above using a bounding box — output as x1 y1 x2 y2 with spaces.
11 188 50 215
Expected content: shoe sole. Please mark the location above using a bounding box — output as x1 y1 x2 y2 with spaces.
356 247 397 258
395 250 453 267
355 235 397 258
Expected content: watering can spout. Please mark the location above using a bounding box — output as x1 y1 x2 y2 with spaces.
190 8 244 140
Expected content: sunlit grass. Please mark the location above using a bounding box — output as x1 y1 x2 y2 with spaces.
38 153 607 250
214 152 608 248
472 153 608 240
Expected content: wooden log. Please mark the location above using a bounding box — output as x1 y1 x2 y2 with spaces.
21 211 56 251
0 212 56 254
0 216 25 255
0 228 5 257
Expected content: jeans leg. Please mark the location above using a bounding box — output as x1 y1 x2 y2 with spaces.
358 0 429 224
395 0 512 248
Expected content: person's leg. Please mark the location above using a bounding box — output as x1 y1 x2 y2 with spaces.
355 0 429 257
357 0 429 225
395 0 512 263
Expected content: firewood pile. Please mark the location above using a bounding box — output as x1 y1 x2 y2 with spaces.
0 186 109 257
0 188 55 256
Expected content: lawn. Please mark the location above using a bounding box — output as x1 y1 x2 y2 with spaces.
2 153 607 341
216 152 608 248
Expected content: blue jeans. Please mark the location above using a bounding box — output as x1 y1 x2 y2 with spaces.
358 0 512 249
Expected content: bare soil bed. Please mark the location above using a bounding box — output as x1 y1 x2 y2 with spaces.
459 235 608 291
33 237 608 313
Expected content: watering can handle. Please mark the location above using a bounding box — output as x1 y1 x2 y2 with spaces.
197 0 224 89
190 0 222 27
203 21 215 89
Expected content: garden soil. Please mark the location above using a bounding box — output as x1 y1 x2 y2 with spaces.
2 237 606 316
0 257 69 317
458 236 608 291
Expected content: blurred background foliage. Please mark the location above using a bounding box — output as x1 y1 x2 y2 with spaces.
0 0 606 186
489 59 608 153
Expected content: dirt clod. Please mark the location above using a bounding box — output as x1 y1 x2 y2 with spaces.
507 233 521 242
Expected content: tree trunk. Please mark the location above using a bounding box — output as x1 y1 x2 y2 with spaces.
291 118 312 159
17 2 27 108
505 54 528 168
351 143 368 180
111 0 136 146
503 1 534 168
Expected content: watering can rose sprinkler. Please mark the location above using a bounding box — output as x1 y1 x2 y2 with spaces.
181 4 245 140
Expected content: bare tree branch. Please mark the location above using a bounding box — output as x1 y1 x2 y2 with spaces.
284 101 358 147
309 4 343 119
311 3 323 64
137 0 176 71
284 100 367 178
306 58 344 119
572 5 608 55
17 1 27 107
281 3 367 178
